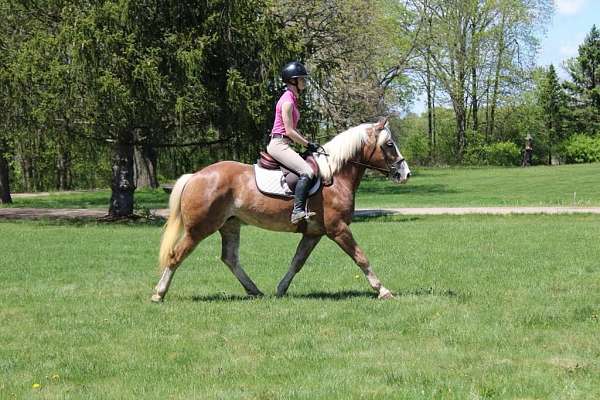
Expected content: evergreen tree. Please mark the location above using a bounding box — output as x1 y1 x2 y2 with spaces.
539 65 567 164
565 25 600 134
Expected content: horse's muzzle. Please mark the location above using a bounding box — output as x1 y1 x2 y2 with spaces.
391 159 411 184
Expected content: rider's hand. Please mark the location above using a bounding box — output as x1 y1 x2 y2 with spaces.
306 142 320 153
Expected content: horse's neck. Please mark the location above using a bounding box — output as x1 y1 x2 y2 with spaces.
334 161 366 196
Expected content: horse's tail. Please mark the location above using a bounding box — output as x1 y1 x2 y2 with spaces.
158 173 193 271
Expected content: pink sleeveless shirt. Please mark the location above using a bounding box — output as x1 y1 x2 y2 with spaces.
271 90 300 136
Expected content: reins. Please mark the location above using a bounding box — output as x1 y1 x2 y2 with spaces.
348 160 392 174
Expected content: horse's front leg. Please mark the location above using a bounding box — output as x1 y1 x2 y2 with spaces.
328 224 393 299
276 235 322 297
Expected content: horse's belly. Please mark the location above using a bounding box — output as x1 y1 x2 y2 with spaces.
234 201 325 235
231 166 326 234
234 207 301 233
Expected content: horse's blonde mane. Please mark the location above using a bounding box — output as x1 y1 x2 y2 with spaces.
316 123 391 181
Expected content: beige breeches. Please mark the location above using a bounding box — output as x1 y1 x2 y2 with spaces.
267 137 314 178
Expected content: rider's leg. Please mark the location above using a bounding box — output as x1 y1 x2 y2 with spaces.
291 174 316 224
267 137 316 223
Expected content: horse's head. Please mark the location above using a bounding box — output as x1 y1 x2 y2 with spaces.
362 117 411 183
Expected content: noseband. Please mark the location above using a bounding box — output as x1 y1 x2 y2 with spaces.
348 137 404 175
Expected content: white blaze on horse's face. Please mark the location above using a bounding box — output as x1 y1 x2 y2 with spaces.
378 125 411 184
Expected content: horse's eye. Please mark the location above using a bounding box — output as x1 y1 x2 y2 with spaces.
386 141 394 148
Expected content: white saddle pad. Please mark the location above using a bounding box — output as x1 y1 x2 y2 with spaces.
254 164 321 198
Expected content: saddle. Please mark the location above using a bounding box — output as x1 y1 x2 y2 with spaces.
254 151 322 198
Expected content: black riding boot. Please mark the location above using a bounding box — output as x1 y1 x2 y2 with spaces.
291 174 315 224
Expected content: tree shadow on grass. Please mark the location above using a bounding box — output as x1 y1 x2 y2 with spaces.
0 215 166 227
359 183 459 196
352 213 422 223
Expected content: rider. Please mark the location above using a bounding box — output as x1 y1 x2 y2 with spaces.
267 61 319 224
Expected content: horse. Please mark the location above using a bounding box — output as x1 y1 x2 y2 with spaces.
151 117 411 302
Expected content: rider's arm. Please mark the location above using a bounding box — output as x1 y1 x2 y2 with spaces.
281 102 309 147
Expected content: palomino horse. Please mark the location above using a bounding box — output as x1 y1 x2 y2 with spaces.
152 117 411 302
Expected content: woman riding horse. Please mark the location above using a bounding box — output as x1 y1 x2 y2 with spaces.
267 61 320 224
152 116 411 302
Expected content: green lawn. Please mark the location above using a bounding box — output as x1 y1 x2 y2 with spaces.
1 216 599 399
3 189 169 210
3 163 600 210
357 163 600 208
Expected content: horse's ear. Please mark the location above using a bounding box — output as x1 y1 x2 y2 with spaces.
374 116 388 131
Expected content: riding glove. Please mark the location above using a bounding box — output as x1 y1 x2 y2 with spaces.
306 142 320 153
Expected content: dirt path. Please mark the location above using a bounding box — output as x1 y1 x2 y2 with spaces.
2 206 600 220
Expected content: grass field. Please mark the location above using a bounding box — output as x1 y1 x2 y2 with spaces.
357 163 600 208
3 163 600 210
1 215 599 399
3 189 169 210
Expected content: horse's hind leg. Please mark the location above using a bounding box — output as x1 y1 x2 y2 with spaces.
276 235 322 297
152 233 201 302
219 219 263 296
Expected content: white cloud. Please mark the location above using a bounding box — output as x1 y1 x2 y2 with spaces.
555 0 587 15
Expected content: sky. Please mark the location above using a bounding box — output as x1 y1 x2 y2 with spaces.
539 0 600 77
408 0 600 114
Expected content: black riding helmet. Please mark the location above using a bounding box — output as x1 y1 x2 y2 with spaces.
281 61 308 83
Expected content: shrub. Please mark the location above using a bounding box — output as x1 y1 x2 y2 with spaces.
402 133 430 165
561 134 600 163
486 142 521 166
464 141 521 166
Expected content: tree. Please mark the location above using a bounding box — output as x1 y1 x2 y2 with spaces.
539 65 567 163
403 0 551 162
0 137 11 204
275 0 416 132
60 0 298 216
565 25 600 135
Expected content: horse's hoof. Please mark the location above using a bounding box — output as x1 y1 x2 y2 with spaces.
248 291 264 298
151 294 164 303
378 288 394 299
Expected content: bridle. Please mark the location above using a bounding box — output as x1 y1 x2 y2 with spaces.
348 129 404 175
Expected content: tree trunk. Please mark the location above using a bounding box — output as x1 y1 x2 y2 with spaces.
455 101 467 160
134 143 159 189
485 78 490 141
489 67 501 140
453 17 468 162
489 15 506 140
109 140 136 217
56 142 71 190
0 139 12 204
471 66 478 132
454 55 467 160
426 51 434 158
20 154 33 192
431 84 436 151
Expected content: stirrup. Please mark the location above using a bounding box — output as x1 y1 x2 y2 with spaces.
291 210 316 224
